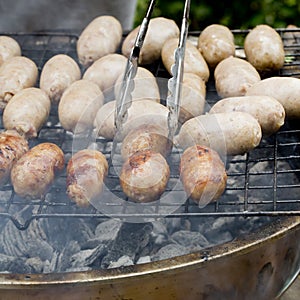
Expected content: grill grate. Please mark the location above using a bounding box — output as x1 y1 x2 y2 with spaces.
0 29 300 230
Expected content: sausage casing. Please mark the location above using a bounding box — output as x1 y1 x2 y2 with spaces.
214 56 261 98
77 16 122 67
58 79 104 133
0 36 21 66
66 149 108 207
3 87 51 139
0 130 29 185
40 54 81 105
10 143 65 199
0 56 38 109
176 111 262 156
180 145 227 207
120 150 170 203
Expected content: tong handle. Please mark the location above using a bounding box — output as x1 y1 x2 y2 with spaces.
114 0 156 133
167 0 191 141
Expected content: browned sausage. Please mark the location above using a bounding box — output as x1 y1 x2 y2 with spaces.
10 143 64 199
121 124 172 161
66 149 108 207
0 130 29 186
120 150 170 203
180 145 227 207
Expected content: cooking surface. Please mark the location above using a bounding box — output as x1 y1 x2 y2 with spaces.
0 30 300 230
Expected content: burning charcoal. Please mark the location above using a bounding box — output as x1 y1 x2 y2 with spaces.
70 244 107 269
43 251 59 273
101 222 153 268
107 255 134 269
152 244 190 261
151 220 169 246
171 230 210 251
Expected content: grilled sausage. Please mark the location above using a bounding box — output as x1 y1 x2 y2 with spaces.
197 24 235 69
40 54 81 105
176 111 262 156
161 38 210 82
114 67 160 103
77 15 123 67
0 56 38 109
120 150 170 203
82 53 127 99
0 130 29 186
122 17 180 65
10 143 64 199
246 77 300 119
209 95 285 136
121 124 172 161
94 99 169 140
180 145 227 207
3 87 51 139
0 36 21 66
244 24 285 74
214 56 261 98
66 149 108 207
58 79 104 134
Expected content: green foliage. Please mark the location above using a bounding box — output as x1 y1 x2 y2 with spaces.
134 0 300 30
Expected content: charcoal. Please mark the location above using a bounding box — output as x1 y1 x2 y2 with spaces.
152 244 190 261
101 222 153 268
25 257 44 273
56 241 81 272
171 230 210 251
94 219 122 243
43 251 59 273
136 256 151 264
0 253 31 273
107 255 134 269
70 244 107 268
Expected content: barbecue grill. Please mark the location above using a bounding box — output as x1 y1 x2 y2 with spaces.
0 28 299 299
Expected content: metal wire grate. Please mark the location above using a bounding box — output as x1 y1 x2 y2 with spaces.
0 29 300 230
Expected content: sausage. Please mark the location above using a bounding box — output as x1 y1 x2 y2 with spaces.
179 73 206 124
0 130 29 186
197 24 235 69
10 143 65 199
66 149 108 207
209 95 285 136
120 150 170 203
40 54 81 105
0 36 21 66
180 145 227 207
122 17 180 65
3 87 51 139
161 38 210 82
176 111 262 156
114 67 160 103
214 56 261 98
94 99 169 140
244 24 285 74
121 124 172 161
82 53 127 99
0 56 38 109
77 15 123 67
58 79 104 133
246 76 300 119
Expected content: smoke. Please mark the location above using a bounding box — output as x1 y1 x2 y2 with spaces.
0 0 137 32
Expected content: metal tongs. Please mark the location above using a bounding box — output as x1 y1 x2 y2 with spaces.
113 0 191 151
167 0 191 142
114 0 156 139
